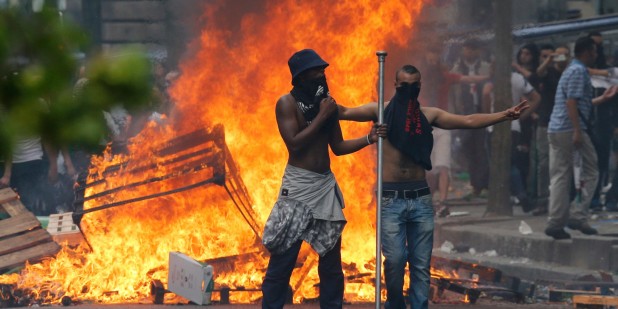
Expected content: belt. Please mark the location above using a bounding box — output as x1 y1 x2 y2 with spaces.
382 187 431 199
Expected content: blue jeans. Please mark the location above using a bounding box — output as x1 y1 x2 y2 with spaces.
262 238 343 309
381 195 434 309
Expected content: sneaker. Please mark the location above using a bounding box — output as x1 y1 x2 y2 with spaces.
545 227 571 240
566 220 598 235
519 197 535 213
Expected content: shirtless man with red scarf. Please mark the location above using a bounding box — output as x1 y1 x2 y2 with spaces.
338 64 528 309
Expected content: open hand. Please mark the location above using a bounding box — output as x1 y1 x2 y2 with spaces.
505 100 530 120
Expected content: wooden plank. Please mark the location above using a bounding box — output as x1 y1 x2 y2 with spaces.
573 294 618 306
0 199 28 217
0 242 61 272
0 229 53 256
0 212 41 238
0 188 18 205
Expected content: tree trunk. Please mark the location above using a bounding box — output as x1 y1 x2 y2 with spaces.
486 0 513 216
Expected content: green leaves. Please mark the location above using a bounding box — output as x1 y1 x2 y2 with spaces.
0 6 152 155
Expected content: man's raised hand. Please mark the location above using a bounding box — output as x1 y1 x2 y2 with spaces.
319 96 338 118
505 100 530 120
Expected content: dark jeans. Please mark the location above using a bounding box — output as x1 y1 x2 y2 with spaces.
0 159 47 215
381 195 434 309
591 101 615 205
262 238 344 309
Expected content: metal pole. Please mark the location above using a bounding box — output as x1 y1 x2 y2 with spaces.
375 50 387 309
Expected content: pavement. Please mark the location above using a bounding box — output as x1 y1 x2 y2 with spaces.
432 194 618 283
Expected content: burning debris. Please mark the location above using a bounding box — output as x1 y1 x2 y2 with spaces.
429 256 536 305
0 0 436 305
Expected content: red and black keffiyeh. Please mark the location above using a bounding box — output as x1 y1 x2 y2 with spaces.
384 82 434 170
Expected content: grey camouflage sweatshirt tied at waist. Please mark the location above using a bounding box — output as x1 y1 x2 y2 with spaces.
262 164 346 256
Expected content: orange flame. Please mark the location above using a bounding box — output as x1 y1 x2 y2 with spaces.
0 0 429 304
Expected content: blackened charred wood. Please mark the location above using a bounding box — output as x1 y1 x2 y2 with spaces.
150 280 167 304
157 126 222 157
81 126 224 187
435 278 482 304
76 154 222 204
222 143 261 240
431 255 502 282
88 146 215 186
74 175 224 215
203 251 265 274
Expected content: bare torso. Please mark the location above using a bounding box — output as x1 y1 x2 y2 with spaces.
381 104 439 182
382 138 426 182
280 94 332 174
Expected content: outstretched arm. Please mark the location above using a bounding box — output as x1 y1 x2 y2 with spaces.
338 102 378 122
588 67 609 77
426 100 529 130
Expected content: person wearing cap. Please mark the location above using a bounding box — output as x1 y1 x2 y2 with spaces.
260 49 386 309
339 64 529 309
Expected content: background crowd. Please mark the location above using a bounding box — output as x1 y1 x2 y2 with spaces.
0 56 179 216
422 32 618 226
3 30 618 235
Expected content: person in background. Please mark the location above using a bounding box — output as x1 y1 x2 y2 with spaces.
482 70 541 213
527 45 570 216
511 43 542 210
450 38 492 199
545 36 618 240
587 31 618 211
419 46 489 217
1 135 49 215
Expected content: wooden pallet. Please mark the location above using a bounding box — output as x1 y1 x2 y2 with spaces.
0 187 61 273
573 295 618 308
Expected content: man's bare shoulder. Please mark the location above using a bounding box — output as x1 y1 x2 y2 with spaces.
277 93 296 108
278 93 294 104
421 106 443 123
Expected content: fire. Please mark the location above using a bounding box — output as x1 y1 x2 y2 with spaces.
0 0 429 305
